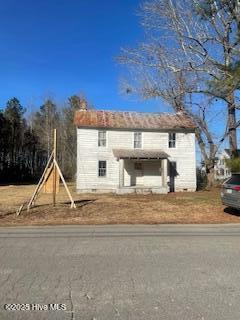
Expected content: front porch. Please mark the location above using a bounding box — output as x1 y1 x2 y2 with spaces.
113 149 169 194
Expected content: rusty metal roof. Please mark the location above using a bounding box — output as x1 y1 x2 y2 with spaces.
113 149 169 159
74 110 195 131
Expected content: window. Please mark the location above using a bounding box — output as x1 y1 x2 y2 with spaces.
168 133 176 148
220 168 224 176
134 132 142 149
98 161 107 177
98 130 106 147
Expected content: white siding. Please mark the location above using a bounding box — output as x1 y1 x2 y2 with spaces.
166 133 196 191
77 128 196 192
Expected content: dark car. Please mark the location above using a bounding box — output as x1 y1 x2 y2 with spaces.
221 174 240 209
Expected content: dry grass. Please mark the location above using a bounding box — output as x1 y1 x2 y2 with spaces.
0 183 239 226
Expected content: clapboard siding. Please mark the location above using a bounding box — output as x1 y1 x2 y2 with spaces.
77 128 196 192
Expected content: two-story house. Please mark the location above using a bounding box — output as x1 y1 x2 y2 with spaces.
214 149 240 180
74 107 196 194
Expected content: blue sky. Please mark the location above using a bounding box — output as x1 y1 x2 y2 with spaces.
0 0 169 113
0 0 235 160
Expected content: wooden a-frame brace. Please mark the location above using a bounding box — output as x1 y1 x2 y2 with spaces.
23 129 76 213
26 160 76 211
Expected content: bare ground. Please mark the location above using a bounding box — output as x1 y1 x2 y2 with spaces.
0 183 239 226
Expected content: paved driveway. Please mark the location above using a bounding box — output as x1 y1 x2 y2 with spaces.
0 225 240 320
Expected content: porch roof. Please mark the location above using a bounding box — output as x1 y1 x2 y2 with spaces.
113 149 169 160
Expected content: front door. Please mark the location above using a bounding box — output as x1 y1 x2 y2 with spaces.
134 162 144 186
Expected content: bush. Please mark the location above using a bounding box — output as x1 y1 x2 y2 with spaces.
225 157 240 173
196 168 207 190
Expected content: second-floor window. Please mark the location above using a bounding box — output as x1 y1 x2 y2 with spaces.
98 130 106 147
134 132 142 149
168 133 176 148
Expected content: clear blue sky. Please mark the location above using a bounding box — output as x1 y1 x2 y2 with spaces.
0 0 169 113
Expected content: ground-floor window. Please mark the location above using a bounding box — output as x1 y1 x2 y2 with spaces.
98 160 107 177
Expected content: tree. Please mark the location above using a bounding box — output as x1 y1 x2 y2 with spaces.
22 127 41 176
31 94 92 179
4 98 26 165
0 111 11 175
194 0 240 157
0 98 44 182
0 94 92 182
33 99 60 158
118 0 240 186
225 157 240 173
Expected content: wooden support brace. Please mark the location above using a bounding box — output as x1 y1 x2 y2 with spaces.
27 153 54 211
54 159 76 209
53 128 57 207
25 129 76 212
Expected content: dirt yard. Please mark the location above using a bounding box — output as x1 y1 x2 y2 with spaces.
0 183 239 226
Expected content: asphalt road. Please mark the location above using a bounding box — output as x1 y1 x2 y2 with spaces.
0 224 240 320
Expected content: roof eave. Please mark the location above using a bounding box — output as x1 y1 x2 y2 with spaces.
76 125 196 132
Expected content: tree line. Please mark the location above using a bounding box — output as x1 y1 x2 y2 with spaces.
0 95 89 183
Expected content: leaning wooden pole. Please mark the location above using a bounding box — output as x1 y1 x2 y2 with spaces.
54 160 76 208
27 152 54 211
53 129 57 207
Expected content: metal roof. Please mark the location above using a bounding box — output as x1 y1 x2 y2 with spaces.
74 110 195 131
113 149 169 159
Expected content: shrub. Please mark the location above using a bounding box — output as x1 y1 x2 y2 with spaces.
225 157 240 173
196 168 207 190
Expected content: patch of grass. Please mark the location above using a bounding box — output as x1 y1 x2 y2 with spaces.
0 184 238 225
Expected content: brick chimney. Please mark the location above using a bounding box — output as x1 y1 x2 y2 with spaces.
79 99 87 111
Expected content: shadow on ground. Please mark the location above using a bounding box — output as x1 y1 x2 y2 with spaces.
24 199 96 209
63 199 96 207
224 207 240 217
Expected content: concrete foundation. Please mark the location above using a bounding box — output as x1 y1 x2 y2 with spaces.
77 186 169 195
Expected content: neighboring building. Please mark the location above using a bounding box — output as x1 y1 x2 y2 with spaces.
74 108 197 194
214 149 240 180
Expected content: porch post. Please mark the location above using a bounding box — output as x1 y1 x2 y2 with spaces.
161 158 168 187
119 159 125 188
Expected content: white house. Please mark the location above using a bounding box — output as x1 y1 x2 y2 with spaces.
74 108 197 194
214 149 240 180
